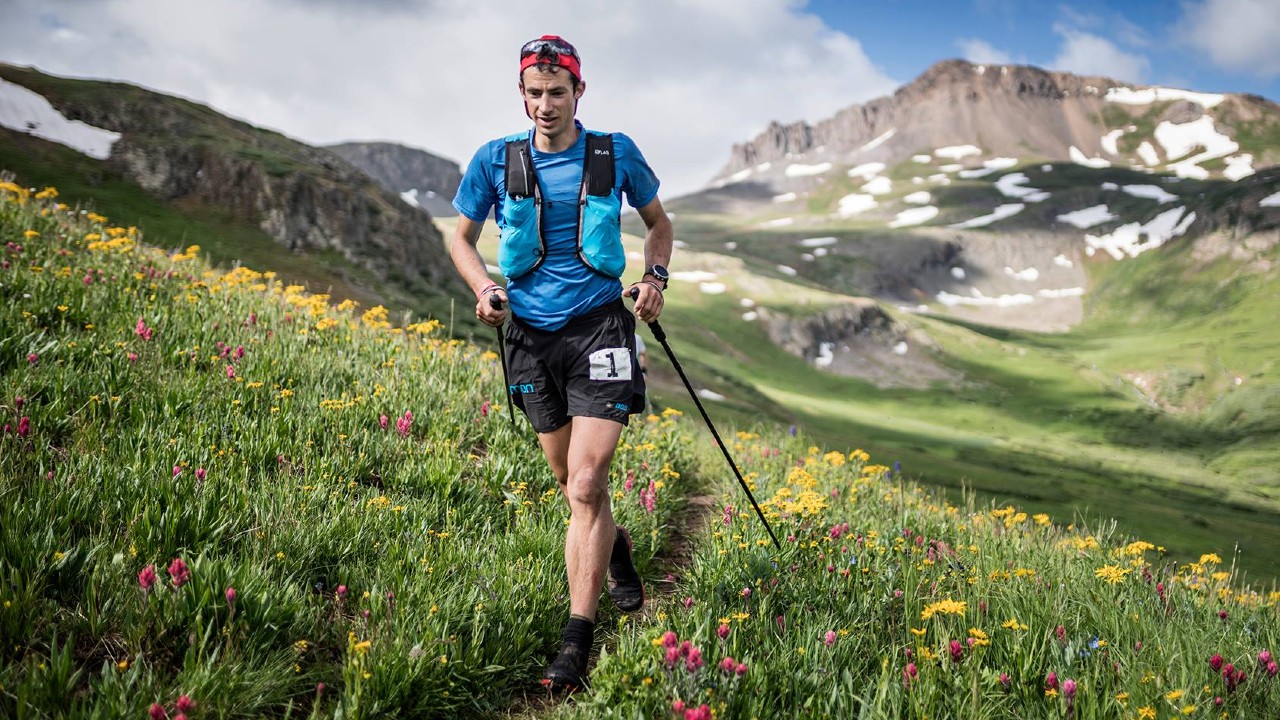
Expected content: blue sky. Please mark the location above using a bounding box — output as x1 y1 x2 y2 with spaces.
811 0 1280 100
1 0 1278 194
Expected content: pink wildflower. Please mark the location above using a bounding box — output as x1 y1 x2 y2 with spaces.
128 352 138 362
664 646 681 668
1211 654 1224 672
480 400 491 417
134 318 152 341
660 631 678 649
902 662 918 687
27 353 37 364
734 662 747 676
148 703 167 720
167 557 190 588
1267 661 1278 677
740 587 751 598
14 397 23 409
949 640 964 663
138 564 157 591
1045 672 1059 691
17 416 29 438
379 415 388 429
173 466 182 477
195 468 206 481
717 624 730 639
683 703 711 720
685 647 704 672
1000 672 1011 692
175 695 195 713
671 699 685 713
396 411 412 437
639 481 657 513
682 596 694 609
225 365 235 379
719 656 737 673
1055 625 1066 642
1219 610 1229 620
824 630 837 647
1259 650 1273 666
225 587 237 604
1062 678 1077 700
775 614 785 631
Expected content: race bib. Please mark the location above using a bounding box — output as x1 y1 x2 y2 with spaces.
588 348 632 381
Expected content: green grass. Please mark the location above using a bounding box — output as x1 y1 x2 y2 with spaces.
4 181 1280 718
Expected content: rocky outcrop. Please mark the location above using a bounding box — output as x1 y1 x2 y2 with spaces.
326 141 461 217
758 301 961 388
0 64 463 302
720 59 1132 176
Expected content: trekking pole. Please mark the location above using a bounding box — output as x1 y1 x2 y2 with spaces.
629 288 782 550
489 293 517 428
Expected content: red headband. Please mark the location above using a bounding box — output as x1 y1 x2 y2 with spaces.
519 35 581 81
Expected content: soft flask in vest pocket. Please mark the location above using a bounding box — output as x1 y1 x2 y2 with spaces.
498 194 542 279
579 192 624 277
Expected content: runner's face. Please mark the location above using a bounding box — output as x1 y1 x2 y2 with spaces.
520 69 582 145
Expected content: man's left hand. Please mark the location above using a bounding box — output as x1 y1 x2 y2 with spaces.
626 281 664 324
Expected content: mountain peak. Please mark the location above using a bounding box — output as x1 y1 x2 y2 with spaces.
713 60 1275 185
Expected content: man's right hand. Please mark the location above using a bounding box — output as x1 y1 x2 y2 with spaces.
477 286 508 327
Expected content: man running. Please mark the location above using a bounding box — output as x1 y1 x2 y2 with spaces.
449 34 673 691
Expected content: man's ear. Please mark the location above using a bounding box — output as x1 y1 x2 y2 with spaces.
575 80 586 100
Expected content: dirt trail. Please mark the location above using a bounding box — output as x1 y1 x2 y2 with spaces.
501 494 721 719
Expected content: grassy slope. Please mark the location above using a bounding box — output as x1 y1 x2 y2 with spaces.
0 63 478 334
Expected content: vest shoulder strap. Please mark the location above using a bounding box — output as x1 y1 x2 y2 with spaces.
504 133 615 199
584 133 615 197
504 139 536 199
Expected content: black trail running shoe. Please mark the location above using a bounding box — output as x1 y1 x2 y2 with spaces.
607 526 644 612
540 643 589 692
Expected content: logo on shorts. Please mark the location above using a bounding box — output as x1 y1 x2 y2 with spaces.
509 383 536 395
613 402 628 412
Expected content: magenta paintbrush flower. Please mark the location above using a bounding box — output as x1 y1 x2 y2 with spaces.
138 564 157 591
167 557 190 588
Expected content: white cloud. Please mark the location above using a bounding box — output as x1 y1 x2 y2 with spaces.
957 38 1013 65
0 0 897 197
1177 0 1280 77
1049 25 1149 83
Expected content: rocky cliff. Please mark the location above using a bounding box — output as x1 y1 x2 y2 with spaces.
717 59 1280 179
326 141 461 217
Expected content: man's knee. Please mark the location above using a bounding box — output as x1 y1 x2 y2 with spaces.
564 468 609 509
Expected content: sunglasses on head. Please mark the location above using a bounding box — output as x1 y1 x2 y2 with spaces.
520 37 579 61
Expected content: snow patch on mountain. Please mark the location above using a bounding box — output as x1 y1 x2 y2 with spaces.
950 203 1025 229
1122 184 1177 203
0 77 120 159
995 173 1050 201
859 128 896 152
1069 146 1111 169
1105 86 1225 109
1085 206 1196 259
1155 116 1238 180
785 162 832 177
935 145 982 160
1056 205 1116 229
836 193 878 217
888 206 939 228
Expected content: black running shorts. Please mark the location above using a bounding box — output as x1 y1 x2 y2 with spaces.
504 300 646 433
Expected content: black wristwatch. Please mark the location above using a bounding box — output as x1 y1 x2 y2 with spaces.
645 264 670 290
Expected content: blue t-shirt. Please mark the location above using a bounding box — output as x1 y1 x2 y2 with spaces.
453 122 660 331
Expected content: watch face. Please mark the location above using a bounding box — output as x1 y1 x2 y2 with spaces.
650 264 669 280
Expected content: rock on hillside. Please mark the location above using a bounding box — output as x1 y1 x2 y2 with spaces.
759 300 961 388
0 63 463 304
326 141 461 218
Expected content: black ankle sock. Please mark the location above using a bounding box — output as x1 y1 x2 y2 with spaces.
563 615 595 655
